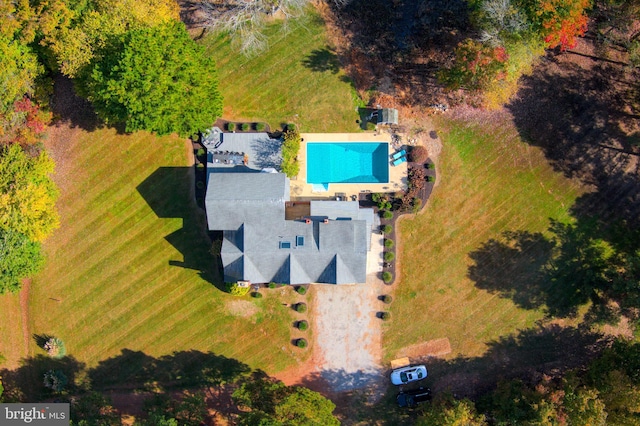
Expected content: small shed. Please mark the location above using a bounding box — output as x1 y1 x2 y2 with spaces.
377 108 398 125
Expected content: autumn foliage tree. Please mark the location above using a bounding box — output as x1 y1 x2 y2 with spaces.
440 39 509 91
515 0 591 50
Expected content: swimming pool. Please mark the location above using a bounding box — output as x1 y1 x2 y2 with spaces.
306 142 389 184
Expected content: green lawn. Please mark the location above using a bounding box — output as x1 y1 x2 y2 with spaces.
0 293 25 369
202 9 361 133
26 127 303 374
385 115 585 359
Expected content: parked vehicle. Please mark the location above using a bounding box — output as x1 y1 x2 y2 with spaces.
390 365 427 385
397 387 432 407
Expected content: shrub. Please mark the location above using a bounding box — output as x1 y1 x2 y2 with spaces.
409 167 427 190
268 282 277 289
44 337 66 359
226 282 251 296
382 210 393 220
281 129 301 178
382 225 393 234
295 303 307 313
196 148 205 157
296 286 307 295
412 197 422 214
410 146 428 163
255 122 266 131
384 252 395 262
380 312 391 321
382 295 393 304
425 162 435 169
251 291 262 298
196 181 204 189
286 123 296 132
43 369 67 392
297 320 309 331
196 163 205 169
382 271 393 283
296 338 307 348
227 122 236 131
384 239 394 248
240 123 250 131
427 175 435 182
366 121 376 131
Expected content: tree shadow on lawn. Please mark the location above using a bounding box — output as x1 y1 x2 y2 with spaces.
50 75 101 132
506 54 640 228
467 216 634 321
425 323 609 400
89 349 252 391
301 47 342 74
136 167 223 290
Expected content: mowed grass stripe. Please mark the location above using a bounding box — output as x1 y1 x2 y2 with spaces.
385 116 584 359
0 293 26 367
203 8 359 132
32 127 299 372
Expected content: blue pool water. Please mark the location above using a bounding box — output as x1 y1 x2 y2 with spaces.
306 142 389 184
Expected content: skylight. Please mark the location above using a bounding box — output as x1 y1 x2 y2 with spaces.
279 241 291 249
296 236 304 246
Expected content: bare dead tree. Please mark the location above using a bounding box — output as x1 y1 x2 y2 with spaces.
198 0 310 55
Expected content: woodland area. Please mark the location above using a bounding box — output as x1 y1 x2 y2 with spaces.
1 0 640 424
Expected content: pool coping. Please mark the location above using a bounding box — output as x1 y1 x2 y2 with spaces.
290 133 408 200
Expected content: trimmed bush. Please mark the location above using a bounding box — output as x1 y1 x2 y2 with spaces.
227 122 236 131
196 181 204 189
196 163 205 169
380 312 391 321
251 291 263 298
427 175 435 182
366 121 376 131
240 123 250 131
412 197 422 214
296 338 307 348
426 162 435 169
382 210 393 220
382 295 393 304
382 271 393 283
268 282 277 289
296 286 307 295
196 148 205 157
43 337 66 359
286 123 296 131
225 282 250 296
384 239 394 248
384 252 395 262
410 145 429 163
255 122 266 131
382 225 393 234
281 129 301 178
295 303 307 313
297 320 309 331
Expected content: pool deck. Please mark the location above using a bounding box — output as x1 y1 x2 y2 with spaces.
290 133 408 200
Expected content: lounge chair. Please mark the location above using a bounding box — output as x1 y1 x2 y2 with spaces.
391 149 406 160
392 157 407 166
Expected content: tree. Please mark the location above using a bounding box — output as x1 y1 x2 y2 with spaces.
439 39 509 91
198 0 310 55
71 392 121 426
0 144 59 242
233 376 339 425
82 21 222 137
418 394 487 426
0 228 44 294
43 369 68 392
514 0 591 50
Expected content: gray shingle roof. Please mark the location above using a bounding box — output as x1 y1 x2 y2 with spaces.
206 172 371 284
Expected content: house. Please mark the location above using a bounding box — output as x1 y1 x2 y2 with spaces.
204 170 374 285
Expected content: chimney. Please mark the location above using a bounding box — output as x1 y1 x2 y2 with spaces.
305 218 311 224
323 218 329 224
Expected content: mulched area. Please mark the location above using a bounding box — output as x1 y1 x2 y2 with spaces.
360 158 436 285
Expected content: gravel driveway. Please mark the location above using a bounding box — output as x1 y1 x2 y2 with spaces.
312 233 388 392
